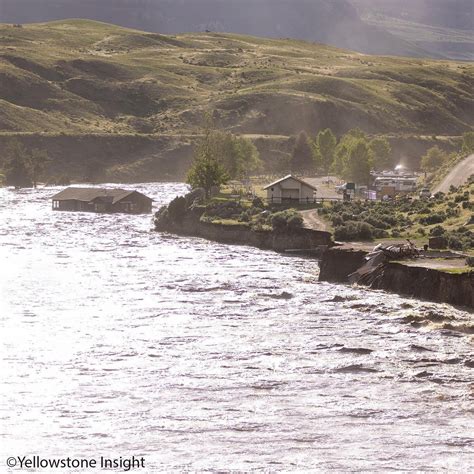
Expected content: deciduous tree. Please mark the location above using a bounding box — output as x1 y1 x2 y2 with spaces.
187 117 229 197
187 155 229 199
421 146 447 172
314 128 336 174
345 139 371 185
369 137 391 171
193 112 262 180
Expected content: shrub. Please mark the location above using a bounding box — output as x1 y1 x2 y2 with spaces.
358 222 374 240
287 214 304 230
205 200 245 219
240 211 250 222
331 214 344 226
420 213 446 225
454 192 469 203
430 225 446 237
251 197 265 209
334 220 374 241
448 236 463 251
271 209 303 232
373 228 389 239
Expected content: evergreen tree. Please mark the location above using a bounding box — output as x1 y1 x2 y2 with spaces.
291 131 313 173
1 141 51 188
3 141 32 188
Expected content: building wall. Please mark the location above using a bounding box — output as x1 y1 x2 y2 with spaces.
300 185 315 201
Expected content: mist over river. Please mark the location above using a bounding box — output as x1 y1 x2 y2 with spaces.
0 183 473 472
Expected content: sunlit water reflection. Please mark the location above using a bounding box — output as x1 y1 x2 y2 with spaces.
0 184 473 471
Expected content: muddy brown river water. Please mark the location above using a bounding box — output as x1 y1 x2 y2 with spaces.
0 184 473 472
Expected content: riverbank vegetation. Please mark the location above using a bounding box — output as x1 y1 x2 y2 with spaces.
157 191 304 234
318 178 474 249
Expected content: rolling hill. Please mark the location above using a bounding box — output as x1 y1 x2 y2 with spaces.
0 0 460 59
0 19 472 181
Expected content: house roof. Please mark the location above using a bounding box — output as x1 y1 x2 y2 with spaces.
51 187 151 204
263 175 318 191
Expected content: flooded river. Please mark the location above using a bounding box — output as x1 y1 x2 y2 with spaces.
0 184 473 472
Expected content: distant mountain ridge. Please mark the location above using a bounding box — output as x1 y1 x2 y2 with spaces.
0 0 463 59
351 0 473 60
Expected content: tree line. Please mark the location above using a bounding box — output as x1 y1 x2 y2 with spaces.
0 140 50 188
289 128 391 185
289 129 474 183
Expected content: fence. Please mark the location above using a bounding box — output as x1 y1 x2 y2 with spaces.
263 197 343 205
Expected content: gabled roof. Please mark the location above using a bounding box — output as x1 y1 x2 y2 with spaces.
263 175 318 191
51 187 150 204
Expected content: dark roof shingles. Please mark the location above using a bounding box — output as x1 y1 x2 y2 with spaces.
51 187 145 204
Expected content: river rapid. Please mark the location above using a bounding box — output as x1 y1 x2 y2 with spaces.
0 183 473 472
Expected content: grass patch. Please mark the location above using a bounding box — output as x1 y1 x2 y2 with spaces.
437 267 473 275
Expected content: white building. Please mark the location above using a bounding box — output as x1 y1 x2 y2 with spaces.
263 175 317 203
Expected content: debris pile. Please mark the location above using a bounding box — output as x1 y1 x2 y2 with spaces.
349 241 420 286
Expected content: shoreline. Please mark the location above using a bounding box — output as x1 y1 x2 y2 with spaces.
154 205 474 309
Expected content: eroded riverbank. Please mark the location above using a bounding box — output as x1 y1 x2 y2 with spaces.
154 196 474 309
1 183 473 471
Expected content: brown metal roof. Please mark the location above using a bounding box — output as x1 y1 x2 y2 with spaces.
51 187 150 204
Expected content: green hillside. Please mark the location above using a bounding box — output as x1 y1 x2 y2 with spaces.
0 19 472 180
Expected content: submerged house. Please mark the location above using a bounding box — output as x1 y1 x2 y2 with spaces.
51 187 153 214
263 175 317 203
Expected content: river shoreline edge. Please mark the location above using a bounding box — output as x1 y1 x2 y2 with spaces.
154 209 474 309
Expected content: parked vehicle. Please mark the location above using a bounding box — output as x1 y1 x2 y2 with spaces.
374 177 417 193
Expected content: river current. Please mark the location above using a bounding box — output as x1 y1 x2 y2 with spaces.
0 183 473 472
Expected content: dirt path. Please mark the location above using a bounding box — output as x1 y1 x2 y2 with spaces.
300 209 329 231
433 153 474 193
